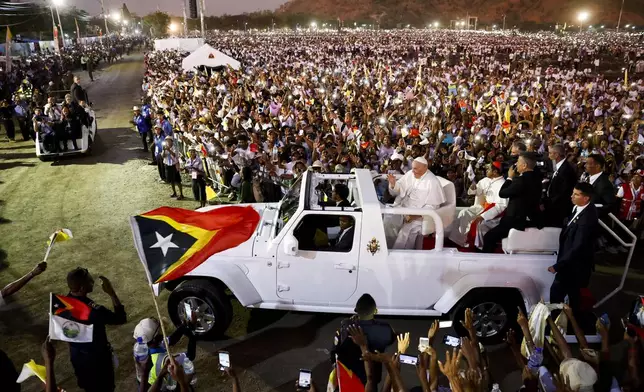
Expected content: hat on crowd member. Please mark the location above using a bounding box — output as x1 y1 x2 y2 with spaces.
312 160 323 168
133 318 160 343
133 106 140 111
413 156 428 166
165 135 173 140
390 152 404 161
154 123 162 129
492 161 502 171
558 358 597 392
188 146 197 152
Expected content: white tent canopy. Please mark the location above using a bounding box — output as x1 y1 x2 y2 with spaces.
181 44 241 72
154 38 204 52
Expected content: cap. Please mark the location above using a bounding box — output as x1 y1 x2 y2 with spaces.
492 161 502 170
413 156 428 166
133 106 140 111
133 318 160 343
165 135 173 140
312 160 323 168
559 358 597 392
390 152 404 161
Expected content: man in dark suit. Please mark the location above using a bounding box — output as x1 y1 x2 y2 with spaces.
585 154 616 217
544 144 578 227
548 182 599 317
333 216 355 252
70 76 88 104
483 152 543 252
333 184 352 207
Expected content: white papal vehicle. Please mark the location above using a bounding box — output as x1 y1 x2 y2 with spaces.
35 106 97 161
158 169 635 343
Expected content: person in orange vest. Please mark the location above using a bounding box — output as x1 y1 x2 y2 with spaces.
616 173 644 229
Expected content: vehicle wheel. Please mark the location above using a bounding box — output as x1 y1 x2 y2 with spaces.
451 289 523 345
167 279 232 340
87 137 93 155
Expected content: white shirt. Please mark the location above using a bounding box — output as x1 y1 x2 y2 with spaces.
389 170 446 209
553 159 565 176
569 203 589 225
588 172 602 185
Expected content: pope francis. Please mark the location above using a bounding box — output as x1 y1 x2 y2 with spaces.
387 156 446 249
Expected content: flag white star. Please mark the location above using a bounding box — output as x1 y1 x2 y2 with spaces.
150 232 179 257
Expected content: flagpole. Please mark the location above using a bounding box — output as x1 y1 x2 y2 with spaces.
43 232 58 262
148 284 173 358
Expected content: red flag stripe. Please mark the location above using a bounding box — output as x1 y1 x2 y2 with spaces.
142 205 258 231
55 294 91 321
157 211 260 282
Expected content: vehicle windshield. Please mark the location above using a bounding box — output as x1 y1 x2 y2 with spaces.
275 174 302 236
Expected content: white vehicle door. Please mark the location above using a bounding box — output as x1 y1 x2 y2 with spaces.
276 211 361 303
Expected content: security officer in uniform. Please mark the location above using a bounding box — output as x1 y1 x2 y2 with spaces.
66 267 127 392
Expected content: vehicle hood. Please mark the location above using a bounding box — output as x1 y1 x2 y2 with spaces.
197 203 279 257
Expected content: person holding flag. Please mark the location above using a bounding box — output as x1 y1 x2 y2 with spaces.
0 261 47 309
54 268 126 392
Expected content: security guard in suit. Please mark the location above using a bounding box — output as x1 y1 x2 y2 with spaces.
66 268 127 392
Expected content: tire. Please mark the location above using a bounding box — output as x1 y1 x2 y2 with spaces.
167 279 233 340
87 136 93 155
451 288 524 345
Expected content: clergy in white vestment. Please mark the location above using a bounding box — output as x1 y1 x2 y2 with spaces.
387 156 446 249
449 162 507 249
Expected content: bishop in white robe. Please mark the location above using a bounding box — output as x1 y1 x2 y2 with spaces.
449 162 507 249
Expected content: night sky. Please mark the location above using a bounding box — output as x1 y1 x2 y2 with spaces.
72 0 290 16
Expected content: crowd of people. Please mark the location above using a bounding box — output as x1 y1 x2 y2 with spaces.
1 36 145 142
2 27 644 392
2 263 644 392
140 30 644 247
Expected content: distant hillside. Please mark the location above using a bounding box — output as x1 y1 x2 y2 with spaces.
277 0 644 27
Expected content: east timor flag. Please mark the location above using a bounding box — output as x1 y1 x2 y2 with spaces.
51 293 91 321
129 206 260 283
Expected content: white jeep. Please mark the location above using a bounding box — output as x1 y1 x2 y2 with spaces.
159 169 633 344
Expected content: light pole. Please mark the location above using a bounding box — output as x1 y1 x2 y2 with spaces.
52 0 65 46
577 11 589 32
617 0 625 31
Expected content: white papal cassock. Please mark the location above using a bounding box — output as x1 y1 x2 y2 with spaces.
388 170 446 249
449 176 507 248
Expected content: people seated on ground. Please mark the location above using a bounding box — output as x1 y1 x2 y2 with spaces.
482 152 543 253
387 156 446 249
449 161 507 249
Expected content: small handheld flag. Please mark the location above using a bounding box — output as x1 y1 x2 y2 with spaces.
130 206 260 284
49 293 93 343
47 228 73 246
16 360 46 383
337 360 365 392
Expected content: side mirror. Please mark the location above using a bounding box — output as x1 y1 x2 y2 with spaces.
283 234 299 256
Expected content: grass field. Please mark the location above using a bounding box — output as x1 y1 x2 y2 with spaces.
0 56 269 392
